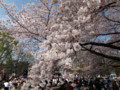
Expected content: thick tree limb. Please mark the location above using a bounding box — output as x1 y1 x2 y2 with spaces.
108 40 120 44
95 32 120 36
80 42 120 50
80 45 120 61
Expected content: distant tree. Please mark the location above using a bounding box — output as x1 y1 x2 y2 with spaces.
0 29 18 64
3 51 35 76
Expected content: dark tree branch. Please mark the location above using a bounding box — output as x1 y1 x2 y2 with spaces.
46 8 52 26
40 0 50 11
103 12 120 24
0 48 6 60
80 42 120 50
80 45 120 61
93 1 117 14
95 32 120 36
108 40 120 44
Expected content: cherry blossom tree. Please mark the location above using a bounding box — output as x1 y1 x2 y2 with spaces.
79 0 120 61
0 0 120 89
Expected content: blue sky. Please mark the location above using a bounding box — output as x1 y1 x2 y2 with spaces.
0 0 37 19
4 0 38 8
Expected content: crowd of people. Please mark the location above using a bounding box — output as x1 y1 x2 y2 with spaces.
23 74 120 90
34 75 120 90
0 77 24 90
0 73 27 90
0 73 120 90
57 76 120 90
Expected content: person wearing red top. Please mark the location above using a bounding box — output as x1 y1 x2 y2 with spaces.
67 81 73 90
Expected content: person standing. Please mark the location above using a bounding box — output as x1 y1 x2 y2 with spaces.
67 81 73 90
4 80 9 90
112 81 119 90
11 83 18 90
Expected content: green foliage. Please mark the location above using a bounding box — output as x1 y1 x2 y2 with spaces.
0 30 18 63
0 52 34 75
2 59 29 75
